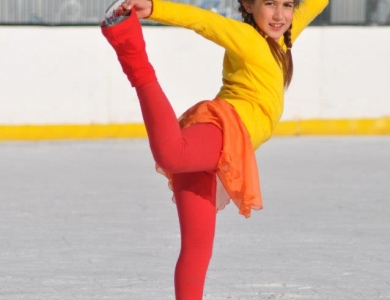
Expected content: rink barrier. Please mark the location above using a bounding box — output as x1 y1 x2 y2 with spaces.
0 124 147 141
1 27 389 132
273 118 390 136
1 118 389 141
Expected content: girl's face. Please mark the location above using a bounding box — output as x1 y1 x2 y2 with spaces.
244 0 295 41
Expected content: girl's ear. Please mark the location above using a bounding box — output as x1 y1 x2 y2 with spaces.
241 0 253 13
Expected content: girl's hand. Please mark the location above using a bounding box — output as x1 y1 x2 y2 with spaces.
120 0 153 19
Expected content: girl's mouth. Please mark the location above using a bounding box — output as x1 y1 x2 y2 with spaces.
269 23 284 30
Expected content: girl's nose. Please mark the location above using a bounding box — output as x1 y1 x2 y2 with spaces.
273 6 283 20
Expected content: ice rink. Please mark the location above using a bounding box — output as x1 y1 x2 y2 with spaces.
1 137 389 300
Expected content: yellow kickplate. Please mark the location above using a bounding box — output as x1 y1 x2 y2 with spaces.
1 118 389 141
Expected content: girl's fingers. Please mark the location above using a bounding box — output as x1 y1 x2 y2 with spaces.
119 2 132 15
121 2 131 10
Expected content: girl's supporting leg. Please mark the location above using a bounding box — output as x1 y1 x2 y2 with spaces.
173 171 217 300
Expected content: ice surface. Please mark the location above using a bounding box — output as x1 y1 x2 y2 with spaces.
0 137 389 299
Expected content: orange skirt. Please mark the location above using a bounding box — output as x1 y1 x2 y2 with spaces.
156 98 262 218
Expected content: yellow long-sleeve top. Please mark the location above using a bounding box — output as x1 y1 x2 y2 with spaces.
149 0 329 150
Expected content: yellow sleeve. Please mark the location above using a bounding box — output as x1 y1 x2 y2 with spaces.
291 0 329 42
149 0 270 65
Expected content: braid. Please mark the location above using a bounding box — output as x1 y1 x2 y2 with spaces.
283 25 293 49
283 25 293 87
237 0 294 88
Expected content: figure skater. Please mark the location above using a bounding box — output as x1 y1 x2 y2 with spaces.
101 0 329 298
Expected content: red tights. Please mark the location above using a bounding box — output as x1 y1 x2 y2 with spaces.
101 11 221 297
136 82 222 299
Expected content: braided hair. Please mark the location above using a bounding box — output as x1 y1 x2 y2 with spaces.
238 0 300 88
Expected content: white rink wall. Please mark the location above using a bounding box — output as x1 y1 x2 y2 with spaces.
0 25 389 125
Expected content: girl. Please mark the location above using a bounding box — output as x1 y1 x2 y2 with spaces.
101 0 329 299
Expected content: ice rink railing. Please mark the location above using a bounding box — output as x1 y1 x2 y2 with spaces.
0 0 389 25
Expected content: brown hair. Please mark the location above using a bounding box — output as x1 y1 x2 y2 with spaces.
238 0 300 88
